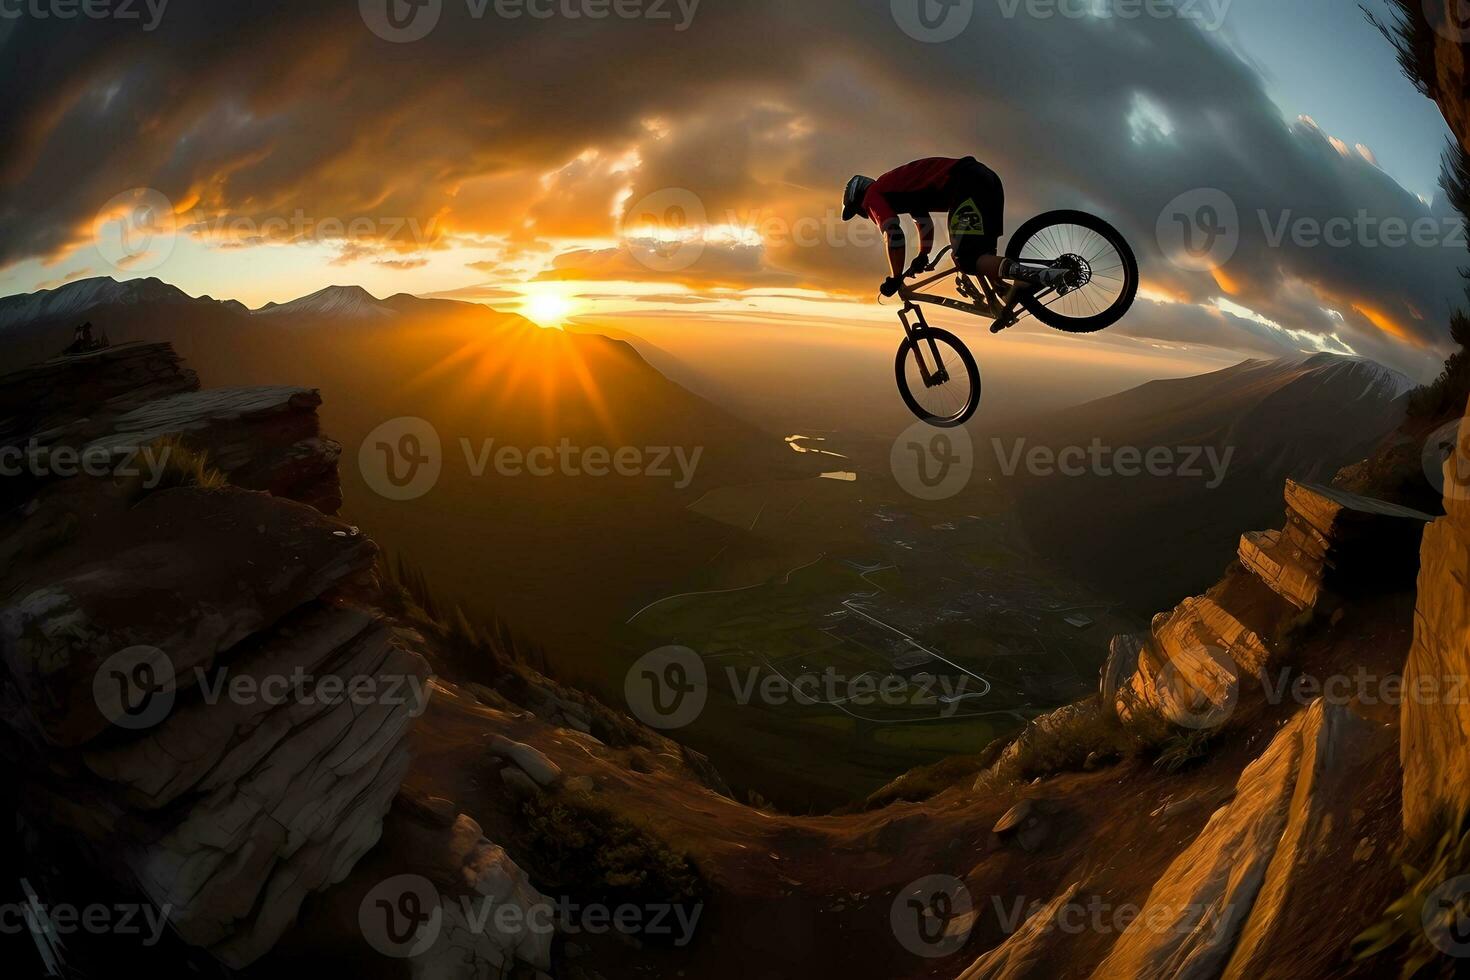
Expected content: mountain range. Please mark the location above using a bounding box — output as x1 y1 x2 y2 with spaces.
1005 353 1418 612
0 275 821 701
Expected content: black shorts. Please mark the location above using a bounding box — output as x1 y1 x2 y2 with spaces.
945 157 1005 273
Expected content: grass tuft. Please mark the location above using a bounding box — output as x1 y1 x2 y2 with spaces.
516 788 704 910
130 436 228 497
1355 808 1470 977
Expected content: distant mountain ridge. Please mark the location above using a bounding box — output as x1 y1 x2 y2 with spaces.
0 276 455 330
253 284 399 319
0 276 245 330
1008 351 1417 613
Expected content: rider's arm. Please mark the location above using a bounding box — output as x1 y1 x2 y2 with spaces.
868 195 907 279
912 213 935 259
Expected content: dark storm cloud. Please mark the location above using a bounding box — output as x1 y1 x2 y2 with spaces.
0 0 1461 368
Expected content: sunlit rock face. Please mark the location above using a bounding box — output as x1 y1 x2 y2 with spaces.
1237 480 1431 612
1401 399 1470 842
1089 698 1383 980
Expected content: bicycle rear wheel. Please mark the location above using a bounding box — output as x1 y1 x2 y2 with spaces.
895 326 981 428
1005 210 1138 333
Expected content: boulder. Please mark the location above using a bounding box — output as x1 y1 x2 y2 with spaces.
409 814 555 979
487 735 563 788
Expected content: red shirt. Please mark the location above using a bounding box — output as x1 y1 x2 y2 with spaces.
861 157 964 228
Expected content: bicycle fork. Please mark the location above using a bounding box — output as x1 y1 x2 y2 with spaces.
899 303 950 388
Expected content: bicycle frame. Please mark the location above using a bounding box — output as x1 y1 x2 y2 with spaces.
896 246 1062 333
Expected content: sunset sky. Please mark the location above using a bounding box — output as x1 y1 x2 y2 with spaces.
0 0 1464 380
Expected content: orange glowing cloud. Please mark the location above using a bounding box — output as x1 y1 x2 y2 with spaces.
1352 302 1424 347
1211 266 1243 296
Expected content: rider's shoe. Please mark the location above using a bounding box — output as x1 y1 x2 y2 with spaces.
1004 259 1069 292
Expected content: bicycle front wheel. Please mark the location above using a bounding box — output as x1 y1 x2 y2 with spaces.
895 326 981 428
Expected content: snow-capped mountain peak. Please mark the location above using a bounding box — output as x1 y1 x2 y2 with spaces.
1294 351 1417 402
0 276 192 330
252 284 397 319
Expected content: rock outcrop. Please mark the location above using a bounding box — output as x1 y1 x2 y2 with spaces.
1401 399 1470 842
0 341 343 515
1089 699 1386 980
1108 595 1273 735
1237 480 1430 611
1099 480 1429 740
0 344 430 968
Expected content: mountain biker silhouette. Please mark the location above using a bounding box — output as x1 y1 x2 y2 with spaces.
843 157 1068 298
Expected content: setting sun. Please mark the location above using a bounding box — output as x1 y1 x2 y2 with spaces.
523 291 576 327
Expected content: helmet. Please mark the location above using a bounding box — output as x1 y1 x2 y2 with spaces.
842 175 875 221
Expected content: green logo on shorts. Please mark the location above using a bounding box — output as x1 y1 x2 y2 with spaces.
950 199 986 237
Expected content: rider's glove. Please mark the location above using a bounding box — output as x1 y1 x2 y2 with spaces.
906 254 930 278
880 276 902 298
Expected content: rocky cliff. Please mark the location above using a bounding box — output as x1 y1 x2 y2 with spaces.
0 341 738 978
1401 407 1470 841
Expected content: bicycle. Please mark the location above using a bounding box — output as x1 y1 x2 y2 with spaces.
891 209 1138 427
